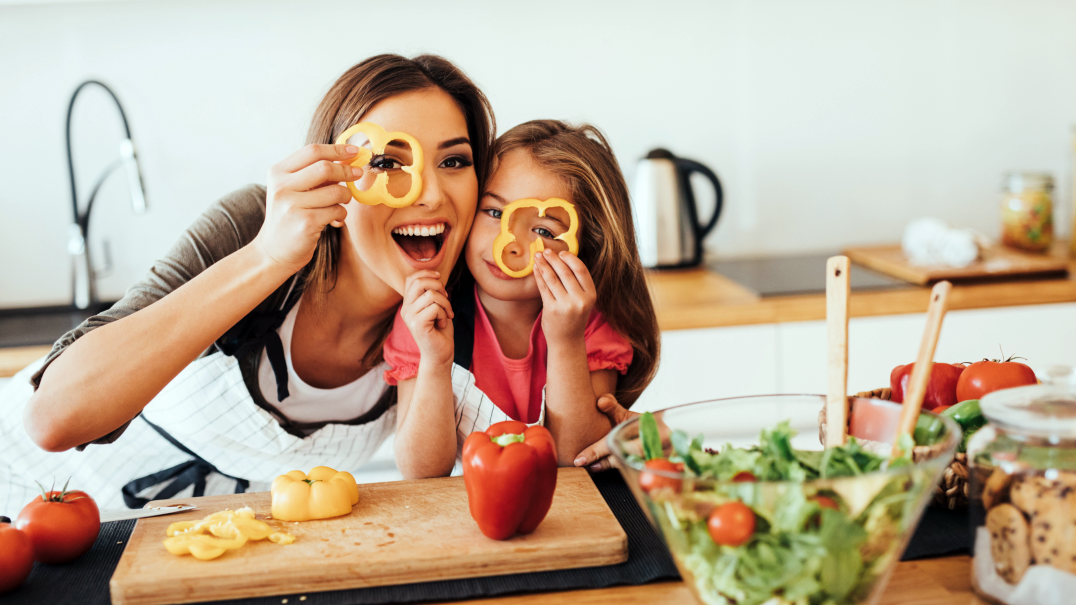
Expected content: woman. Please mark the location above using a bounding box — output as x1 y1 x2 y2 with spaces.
0 54 495 515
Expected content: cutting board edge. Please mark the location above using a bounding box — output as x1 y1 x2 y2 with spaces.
109 531 628 605
844 244 1070 285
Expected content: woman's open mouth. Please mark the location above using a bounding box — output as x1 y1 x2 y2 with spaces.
391 222 449 265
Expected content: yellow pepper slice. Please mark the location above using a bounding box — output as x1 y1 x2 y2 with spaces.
334 122 424 208
270 466 359 522
492 198 580 278
162 507 295 561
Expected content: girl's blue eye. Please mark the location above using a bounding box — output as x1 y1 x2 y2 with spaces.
483 208 502 219
533 227 555 239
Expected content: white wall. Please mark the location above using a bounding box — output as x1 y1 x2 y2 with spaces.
2 0 1076 307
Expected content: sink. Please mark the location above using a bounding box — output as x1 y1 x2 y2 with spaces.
0 303 117 348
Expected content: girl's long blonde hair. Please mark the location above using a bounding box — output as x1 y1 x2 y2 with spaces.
496 120 659 408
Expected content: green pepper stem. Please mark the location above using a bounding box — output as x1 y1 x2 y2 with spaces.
492 433 526 447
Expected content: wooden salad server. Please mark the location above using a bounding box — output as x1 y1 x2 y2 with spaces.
893 280 953 459
824 255 851 447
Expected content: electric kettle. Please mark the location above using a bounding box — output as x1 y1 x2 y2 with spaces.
632 149 723 268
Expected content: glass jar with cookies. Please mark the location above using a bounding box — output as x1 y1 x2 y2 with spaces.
969 382 1076 605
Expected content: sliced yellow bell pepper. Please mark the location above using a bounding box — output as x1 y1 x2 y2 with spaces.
270 466 359 522
334 122 424 208
492 198 580 278
162 507 295 561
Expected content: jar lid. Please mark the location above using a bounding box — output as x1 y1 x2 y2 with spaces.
981 384 1076 438
1002 172 1054 193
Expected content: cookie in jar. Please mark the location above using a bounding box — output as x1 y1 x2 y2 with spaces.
969 383 1076 605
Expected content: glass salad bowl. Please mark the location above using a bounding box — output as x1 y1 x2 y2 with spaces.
608 395 960 605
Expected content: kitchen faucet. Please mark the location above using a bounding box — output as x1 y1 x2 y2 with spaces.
65 80 147 310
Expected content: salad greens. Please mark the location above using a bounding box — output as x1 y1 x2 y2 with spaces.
636 416 932 605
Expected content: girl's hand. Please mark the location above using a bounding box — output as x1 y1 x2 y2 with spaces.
400 270 455 367
534 249 596 343
253 144 362 273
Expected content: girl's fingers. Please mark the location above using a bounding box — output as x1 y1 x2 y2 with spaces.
535 253 568 300
275 143 360 174
533 256 555 302
543 250 585 298
559 252 595 293
403 272 446 304
415 302 448 328
418 290 454 319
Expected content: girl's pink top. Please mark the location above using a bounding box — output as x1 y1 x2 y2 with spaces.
383 287 633 424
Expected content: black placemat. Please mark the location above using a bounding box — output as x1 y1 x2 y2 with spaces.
901 506 971 561
3 472 680 605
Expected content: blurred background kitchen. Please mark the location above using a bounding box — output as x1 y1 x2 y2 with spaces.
4 0 1076 423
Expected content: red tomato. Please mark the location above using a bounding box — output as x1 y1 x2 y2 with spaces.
731 471 757 482
707 501 755 547
16 489 100 564
812 495 839 510
957 359 1037 401
890 362 965 410
0 523 34 593
932 405 952 415
638 458 682 493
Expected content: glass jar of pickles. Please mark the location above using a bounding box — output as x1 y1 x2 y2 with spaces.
1001 172 1054 253
969 383 1076 604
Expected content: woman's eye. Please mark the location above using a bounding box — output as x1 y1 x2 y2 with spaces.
369 155 402 171
441 156 474 169
533 227 555 239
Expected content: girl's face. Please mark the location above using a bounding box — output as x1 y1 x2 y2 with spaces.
466 148 579 302
342 88 477 294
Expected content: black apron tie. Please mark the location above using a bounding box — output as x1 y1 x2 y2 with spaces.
121 415 249 509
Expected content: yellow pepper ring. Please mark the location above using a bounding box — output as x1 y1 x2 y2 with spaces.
492 198 579 279
334 122 424 208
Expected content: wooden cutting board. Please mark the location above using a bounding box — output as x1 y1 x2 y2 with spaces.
844 243 1069 285
109 468 627 605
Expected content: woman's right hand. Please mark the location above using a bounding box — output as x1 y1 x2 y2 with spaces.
253 144 362 273
400 270 455 368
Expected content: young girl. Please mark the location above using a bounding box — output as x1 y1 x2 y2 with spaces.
386 120 660 478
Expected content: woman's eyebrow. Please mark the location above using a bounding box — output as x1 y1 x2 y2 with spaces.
439 137 471 150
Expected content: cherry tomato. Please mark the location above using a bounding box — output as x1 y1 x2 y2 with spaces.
957 359 1037 402
812 495 839 510
890 362 965 410
0 523 34 593
932 405 952 415
707 501 755 547
16 488 100 564
638 458 682 493
731 471 757 482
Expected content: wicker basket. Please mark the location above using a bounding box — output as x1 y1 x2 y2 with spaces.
817 388 968 510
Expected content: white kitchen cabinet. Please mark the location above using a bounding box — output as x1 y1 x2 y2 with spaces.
633 324 778 413
777 302 1076 396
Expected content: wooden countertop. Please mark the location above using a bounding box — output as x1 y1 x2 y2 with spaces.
648 259 1076 331
441 555 983 604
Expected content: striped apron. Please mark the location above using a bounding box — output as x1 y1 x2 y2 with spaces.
448 363 546 471
0 352 395 517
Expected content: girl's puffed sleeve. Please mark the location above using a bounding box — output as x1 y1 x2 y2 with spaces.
583 312 634 375
382 308 421 385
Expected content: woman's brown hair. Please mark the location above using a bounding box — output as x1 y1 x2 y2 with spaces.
496 121 660 407
302 54 495 367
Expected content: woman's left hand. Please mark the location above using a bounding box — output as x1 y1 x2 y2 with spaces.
574 393 639 472
534 249 596 343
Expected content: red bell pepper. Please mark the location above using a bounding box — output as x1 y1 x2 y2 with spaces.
462 420 558 540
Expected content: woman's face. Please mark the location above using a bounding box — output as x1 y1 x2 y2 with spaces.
466 148 578 302
341 88 477 294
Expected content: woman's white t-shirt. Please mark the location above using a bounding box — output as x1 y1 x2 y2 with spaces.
257 300 390 424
